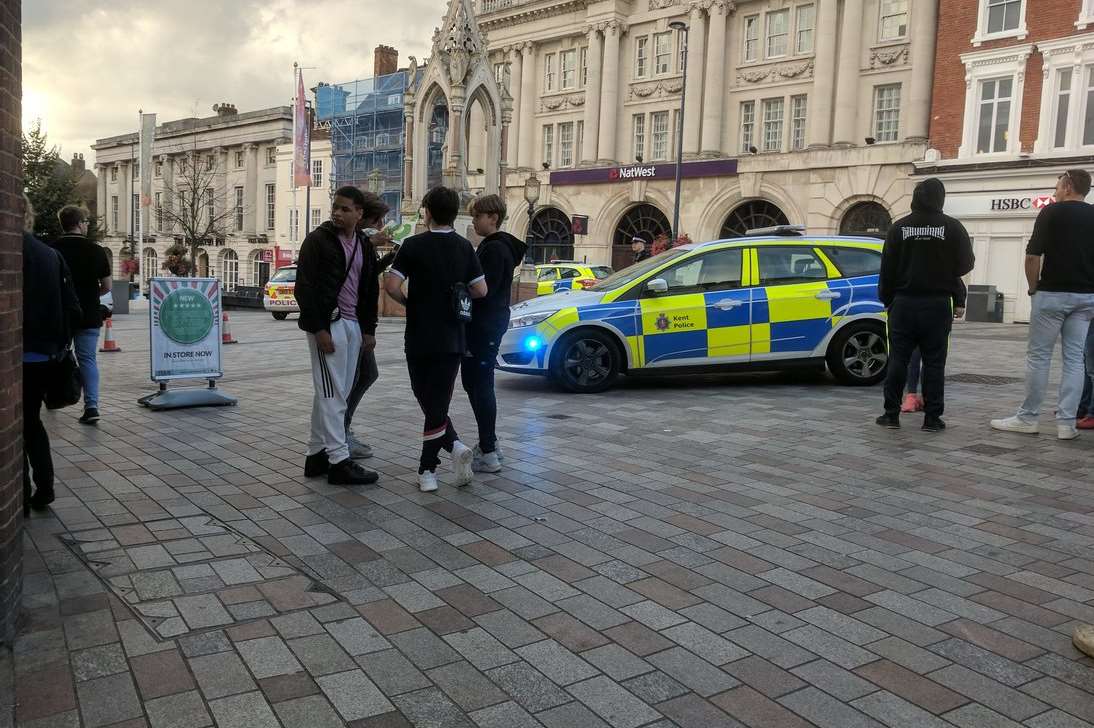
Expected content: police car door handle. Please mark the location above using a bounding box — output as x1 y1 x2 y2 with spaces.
815 291 840 300
713 299 744 310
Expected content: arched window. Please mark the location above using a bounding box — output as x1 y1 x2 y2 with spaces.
196 249 209 278
221 249 239 291
840 202 892 239
612 204 671 269
720 200 789 238
528 208 574 263
141 247 158 291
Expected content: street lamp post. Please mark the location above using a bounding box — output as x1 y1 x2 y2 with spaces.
668 20 688 241
523 175 541 263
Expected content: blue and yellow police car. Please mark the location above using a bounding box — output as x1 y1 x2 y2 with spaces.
499 226 888 393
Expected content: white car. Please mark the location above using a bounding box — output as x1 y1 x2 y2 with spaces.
263 265 298 320
100 291 113 317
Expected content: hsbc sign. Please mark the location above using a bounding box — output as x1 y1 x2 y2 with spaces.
990 195 1055 212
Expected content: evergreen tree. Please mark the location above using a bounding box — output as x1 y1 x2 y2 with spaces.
21 121 77 242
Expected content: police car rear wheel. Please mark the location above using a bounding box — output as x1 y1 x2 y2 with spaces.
272 312 289 321
551 330 621 393
828 324 888 386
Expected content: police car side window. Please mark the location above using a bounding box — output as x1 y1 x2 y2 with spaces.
645 249 743 297
538 268 559 281
822 247 881 277
757 247 827 286
560 268 582 279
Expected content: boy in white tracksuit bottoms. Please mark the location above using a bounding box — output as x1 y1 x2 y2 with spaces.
294 186 385 486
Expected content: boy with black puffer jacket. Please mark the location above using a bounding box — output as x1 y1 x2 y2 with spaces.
877 178 975 432
464 194 527 473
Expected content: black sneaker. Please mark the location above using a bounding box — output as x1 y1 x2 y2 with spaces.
29 487 55 511
922 417 947 432
875 413 900 429
79 408 100 425
328 459 379 486
304 450 329 478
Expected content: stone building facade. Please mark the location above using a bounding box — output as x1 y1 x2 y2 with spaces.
915 0 1094 323
468 0 938 269
274 134 333 263
93 106 292 292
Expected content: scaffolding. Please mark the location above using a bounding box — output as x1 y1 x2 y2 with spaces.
315 71 409 220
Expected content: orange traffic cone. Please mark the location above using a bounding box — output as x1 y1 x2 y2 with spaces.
99 319 121 352
222 311 238 344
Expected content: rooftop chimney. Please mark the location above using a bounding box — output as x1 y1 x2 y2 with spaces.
70 153 85 174
374 45 399 78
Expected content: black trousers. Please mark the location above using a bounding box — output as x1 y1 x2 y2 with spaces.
23 361 55 506
462 343 499 454
407 354 462 473
883 295 952 418
345 348 379 435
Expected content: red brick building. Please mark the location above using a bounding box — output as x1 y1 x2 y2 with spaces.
916 0 1094 323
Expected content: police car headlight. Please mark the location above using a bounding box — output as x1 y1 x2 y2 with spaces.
510 310 557 329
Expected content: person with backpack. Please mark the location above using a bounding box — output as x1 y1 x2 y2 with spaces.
463 194 527 473
384 187 487 492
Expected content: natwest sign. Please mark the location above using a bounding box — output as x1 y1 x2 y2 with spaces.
609 165 657 180
990 195 1054 211
551 159 738 186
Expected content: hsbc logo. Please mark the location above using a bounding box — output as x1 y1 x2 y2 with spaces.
610 165 657 181
1033 195 1055 209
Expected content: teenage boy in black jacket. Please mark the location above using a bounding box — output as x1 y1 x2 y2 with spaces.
877 178 975 432
295 186 383 486
463 194 527 473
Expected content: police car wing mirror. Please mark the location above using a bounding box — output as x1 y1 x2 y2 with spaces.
646 278 669 295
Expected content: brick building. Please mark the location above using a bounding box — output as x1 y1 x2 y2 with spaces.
0 0 22 644
916 0 1094 323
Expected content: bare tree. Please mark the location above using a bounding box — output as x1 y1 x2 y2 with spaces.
157 146 242 276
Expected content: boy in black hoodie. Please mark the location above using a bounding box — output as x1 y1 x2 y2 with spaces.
464 194 527 473
877 178 975 432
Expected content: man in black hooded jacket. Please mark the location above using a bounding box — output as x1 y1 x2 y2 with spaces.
877 178 975 432
463 194 527 473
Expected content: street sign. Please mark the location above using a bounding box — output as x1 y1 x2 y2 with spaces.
149 278 224 382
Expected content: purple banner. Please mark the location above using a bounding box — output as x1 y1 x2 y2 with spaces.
549 159 739 186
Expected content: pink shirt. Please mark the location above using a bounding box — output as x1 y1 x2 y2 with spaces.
337 231 363 321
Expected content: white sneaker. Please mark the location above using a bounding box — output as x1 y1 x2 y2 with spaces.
347 433 373 459
1059 425 1080 441
418 470 438 492
473 450 502 474
452 441 474 487
990 416 1040 435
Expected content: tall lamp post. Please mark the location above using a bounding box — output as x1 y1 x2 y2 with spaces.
523 175 541 263
668 20 688 241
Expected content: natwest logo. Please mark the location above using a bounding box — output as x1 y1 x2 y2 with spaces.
609 165 657 181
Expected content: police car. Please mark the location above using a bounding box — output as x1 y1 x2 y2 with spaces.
536 262 614 296
500 227 888 393
263 265 298 320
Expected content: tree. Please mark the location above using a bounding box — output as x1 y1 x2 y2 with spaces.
21 121 77 242
156 146 240 276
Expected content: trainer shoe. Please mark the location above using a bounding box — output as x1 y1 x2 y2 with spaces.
304 449 329 477
922 416 946 433
875 413 900 429
418 470 439 493
452 441 474 487
1073 623 1094 659
1059 425 1080 441
900 394 919 413
990 416 1040 435
348 433 374 459
1077 416 1094 430
327 459 379 486
79 408 100 425
29 486 55 511
473 450 503 474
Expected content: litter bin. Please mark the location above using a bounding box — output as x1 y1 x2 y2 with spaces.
111 280 130 315
966 284 1004 322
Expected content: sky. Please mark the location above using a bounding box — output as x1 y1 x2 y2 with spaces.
23 0 441 164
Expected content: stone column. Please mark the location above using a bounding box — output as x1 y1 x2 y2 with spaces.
118 161 130 238
508 46 524 166
700 2 729 157
215 147 229 231
683 3 707 157
404 112 415 199
807 0 839 147
95 164 108 231
244 143 259 235
517 42 536 169
448 99 465 183
597 21 623 164
582 26 603 165
905 0 938 142
832 0 865 147
161 155 174 233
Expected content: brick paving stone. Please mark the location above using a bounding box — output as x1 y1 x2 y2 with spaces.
316 669 396 721
485 662 572 712
661 621 751 665
581 643 654 680
208 691 281 728
445 626 520 670
567 675 662 728
941 703 1026 728
602 621 675 656
427 661 509 712
795 606 888 645
863 591 957 627
491 586 560 620
928 637 1041 687
656 693 741 728
855 607 949 647
792 658 879 700
288 633 358 675
178 630 233 657
781 625 879 670
621 670 691 704
389 627 463 670
416 605 477 635
189 651 258 699
677 602 748 634
472 609 545 648
71 643 128 682
515 639 599 686
326 616 393 656
722 654 807 698
272 694 346 728
357 599 421 635
468 700 542 728
619 600 688 630
629 577 702 609
927 665 1049 721
712 685 815 728
436 584 502 617
64 609 118 651
15 662 77 722
533 612 611 652
647 646 739 697
1020 677 1094 724
779 686 884 728
1027 710 1094 728
357 648 432 696
145 690 213 728
257 673 321 702
76 672 143 727
572 575 645 608
236 635 303 679
938 619 1044 662
393 687 478 728
536 702 612 728
725 625 817 668
131 649 197 699
851 690 955 728
1025 652 1094 692
854 659 968 714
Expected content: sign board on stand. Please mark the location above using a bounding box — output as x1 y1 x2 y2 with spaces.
139 277 237 410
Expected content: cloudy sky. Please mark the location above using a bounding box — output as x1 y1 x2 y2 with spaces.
23 0 442 163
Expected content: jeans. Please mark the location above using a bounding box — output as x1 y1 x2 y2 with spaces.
883 295 952 418
1016 292 1094 425
23 361 55 505
344 348 379 437
73 327 100 410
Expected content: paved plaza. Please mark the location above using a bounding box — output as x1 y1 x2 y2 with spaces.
3 307 1094 728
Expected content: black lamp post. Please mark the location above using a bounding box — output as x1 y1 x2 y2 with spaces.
669 19 688 241
524 175 541 263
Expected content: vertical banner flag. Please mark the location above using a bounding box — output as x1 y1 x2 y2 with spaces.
293 68 311 188
139 113 156 232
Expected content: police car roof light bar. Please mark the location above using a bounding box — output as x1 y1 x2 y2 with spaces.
744 224 807 237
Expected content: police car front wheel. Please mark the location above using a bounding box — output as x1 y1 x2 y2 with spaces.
827 323 888 386
550 329 622 394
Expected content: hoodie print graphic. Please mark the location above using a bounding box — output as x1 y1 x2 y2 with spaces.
901 226 946 241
